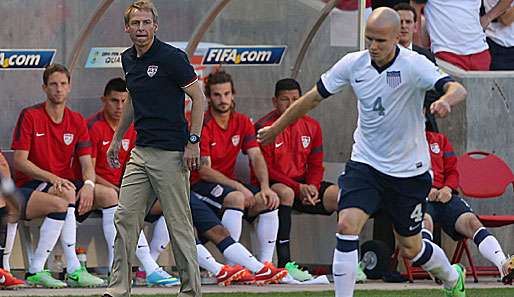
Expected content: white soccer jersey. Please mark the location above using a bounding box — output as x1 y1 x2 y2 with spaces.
318 46 452 178
424 0 488 55
485 0 514 47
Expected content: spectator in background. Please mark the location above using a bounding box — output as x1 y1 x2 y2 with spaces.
411 0 512 71
484 0 514 70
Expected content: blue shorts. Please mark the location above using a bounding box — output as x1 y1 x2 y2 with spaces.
191 181 259 212
426 195 475 241
338 161 432 237
190 192 222 235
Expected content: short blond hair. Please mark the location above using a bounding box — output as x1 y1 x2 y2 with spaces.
124 0 158 25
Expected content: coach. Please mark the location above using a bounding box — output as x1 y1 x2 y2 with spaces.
104 1 204 297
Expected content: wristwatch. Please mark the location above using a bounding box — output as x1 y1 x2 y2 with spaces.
188 134 200 144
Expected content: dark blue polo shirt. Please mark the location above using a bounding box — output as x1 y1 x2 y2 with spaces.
121 38 198 151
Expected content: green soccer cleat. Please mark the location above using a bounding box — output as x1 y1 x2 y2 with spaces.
444 264 466 297
356 262 367 283
26 270 67 288
66 266 105 287
285 262 313 282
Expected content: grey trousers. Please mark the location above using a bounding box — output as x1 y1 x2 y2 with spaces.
105 146 201 297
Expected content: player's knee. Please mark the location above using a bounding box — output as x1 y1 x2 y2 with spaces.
399 238 423 259
336 216 360 235
60 187 76 203
467 214 483 232
275 186 294 206
423 214 433 231
208 225 231 243
103 186 119 205
53 198 69 213
224 191 245 209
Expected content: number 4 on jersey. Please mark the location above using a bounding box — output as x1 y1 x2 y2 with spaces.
372 97 385 116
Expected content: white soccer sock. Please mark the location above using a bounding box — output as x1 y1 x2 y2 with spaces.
29 217 64 273
333 234 358 297
477 233 506 273
135 231 159 275
61 206 81 273
222 209 243 241
2 223 17 271
413 240 458 289
196 244 223 275
223 242 264 273
101 206 117 272
149 216 170 261
255 210 279 263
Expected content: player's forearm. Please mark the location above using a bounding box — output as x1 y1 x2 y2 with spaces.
271 87 321 135
198 166 242 190
484 0 513 25
13 155 55 183
499 7 514 26
439 82 467 107
185 82 205 136
113 94 134 142
251 153 271 189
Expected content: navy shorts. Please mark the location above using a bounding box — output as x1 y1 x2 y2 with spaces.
426 195 475 241
190 192 221 235
16 187 35 220
292 181 336 215
21 180 90 222
338 161 432 237
191 181 259 212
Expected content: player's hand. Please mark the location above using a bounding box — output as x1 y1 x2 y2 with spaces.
257 126 278 146
258 187 280 210
299 184 320 205
430 99 451 118
77 183 94 215
427 187 439 202
184 142 200 171
480 15 491 30
50 176 76 192
107 138 122 169
436 186 452 203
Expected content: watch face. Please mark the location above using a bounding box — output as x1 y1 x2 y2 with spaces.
189 134 199 144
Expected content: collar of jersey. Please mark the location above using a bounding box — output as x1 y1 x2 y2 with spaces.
371 46 400 74
130 36 161 60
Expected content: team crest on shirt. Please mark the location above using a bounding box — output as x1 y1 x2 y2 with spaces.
122 139 130 151
301 136 311 148
386 71 402 88
63 133 74 145
231 135 240 146
430 143 440 154
147 65 158 77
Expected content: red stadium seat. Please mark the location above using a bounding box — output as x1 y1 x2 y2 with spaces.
452 151 514 282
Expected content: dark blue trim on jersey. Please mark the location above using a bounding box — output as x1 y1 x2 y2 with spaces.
434 77 454 95
316 79 332 99
371 46 400 74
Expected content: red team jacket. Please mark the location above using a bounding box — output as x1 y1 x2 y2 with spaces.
426 131 459 191
87 112 136 187
254 110 324 195
11 102 92 187
190 110 259 185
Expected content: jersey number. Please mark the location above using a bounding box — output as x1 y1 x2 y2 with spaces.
372 97 385 116
410 203 423 223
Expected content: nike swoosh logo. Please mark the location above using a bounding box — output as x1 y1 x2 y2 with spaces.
275 142 284 148
68 275 80 282
0 276 5 283
495 250 501 254
160 245 167 250
217 271 228 279
103 141 110 145
256 268 272 277
409 223 421 231
211 142 216 146
334 273 346 277
355 79 364 83
36 133 45 137
137 245 146 249
278 240 289 244
267 240 276 244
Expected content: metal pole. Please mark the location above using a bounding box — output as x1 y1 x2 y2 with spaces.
358 0 366 50
68 0 114 74
186 0 232 58
290 0 338 79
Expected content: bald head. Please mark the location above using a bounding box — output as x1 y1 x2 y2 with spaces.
367 7 401 34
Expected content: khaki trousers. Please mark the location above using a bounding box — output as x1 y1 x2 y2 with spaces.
105 146 201 297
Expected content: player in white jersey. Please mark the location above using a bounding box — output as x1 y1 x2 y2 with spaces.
258 7 468 297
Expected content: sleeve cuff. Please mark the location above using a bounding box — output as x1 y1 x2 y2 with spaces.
434 77 454 95
316 79 332 99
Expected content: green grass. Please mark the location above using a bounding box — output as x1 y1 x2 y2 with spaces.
43 289 514 297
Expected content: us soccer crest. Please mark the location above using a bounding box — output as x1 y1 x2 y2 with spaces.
231 135 240 146
386 71 401 88
122 139 130 151
430 143 440 154
301 136 311 148
63 133 74 145
147 65 158 77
